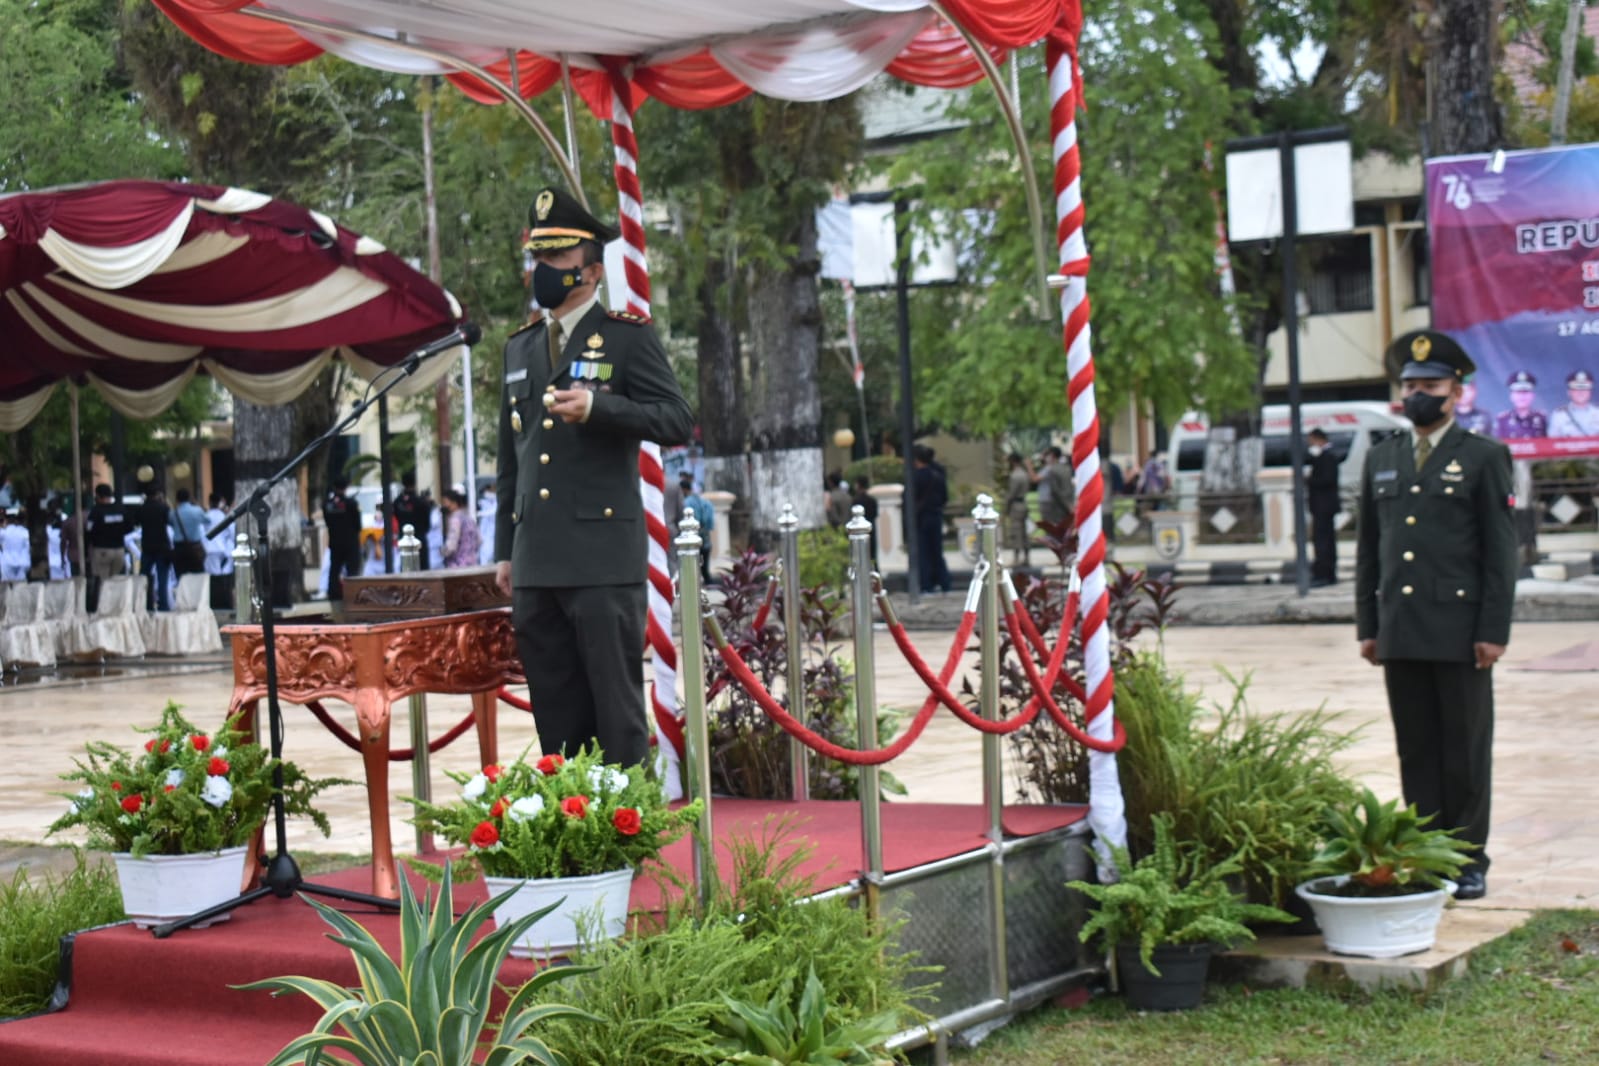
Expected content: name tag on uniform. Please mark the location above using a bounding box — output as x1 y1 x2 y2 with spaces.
504 368 528 384
1374 469 1398 482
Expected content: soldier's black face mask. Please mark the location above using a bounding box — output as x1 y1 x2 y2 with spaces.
1402 389 1450 428
532 260 586 310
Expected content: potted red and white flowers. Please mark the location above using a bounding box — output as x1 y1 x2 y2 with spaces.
409 747 701 959
49 701 342 928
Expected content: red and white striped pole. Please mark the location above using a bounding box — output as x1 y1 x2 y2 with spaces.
608 66 686 796
1047 39 1126 859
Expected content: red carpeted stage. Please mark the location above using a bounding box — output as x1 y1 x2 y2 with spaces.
0 799 1087 1066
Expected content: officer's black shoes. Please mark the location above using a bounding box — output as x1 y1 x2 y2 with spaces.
1455 869 1487 901
1309 577 1337 588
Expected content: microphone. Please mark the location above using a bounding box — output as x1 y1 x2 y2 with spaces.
403 321 482 369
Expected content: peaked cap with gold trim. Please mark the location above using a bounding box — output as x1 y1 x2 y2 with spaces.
525 186 619 252
1385 329 1475 382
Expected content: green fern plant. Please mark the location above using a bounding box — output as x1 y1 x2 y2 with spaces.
236 863 597 1065
716 965 900 1065
1066 814 1294 975
1302 788 1475 895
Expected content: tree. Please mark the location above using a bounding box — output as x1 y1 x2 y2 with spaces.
1434 0 1506 154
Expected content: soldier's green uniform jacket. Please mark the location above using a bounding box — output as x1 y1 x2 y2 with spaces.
1354 423 1517 662
494 304 693 587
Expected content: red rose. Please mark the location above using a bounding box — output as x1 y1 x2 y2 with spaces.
490 797 510 818
121 795 143 813
611 807 642 836
536 754 565 775
483 764 504 783
110 781 122 792
469 820 500 848
208 757 231 776
561 795 590 819
164 785 176 793
190 735 210 752
144 739 156 753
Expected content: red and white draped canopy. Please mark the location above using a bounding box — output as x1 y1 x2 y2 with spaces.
0 180 466 431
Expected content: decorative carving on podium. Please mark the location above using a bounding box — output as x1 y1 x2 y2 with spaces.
237 633 357 694
385 613 517 693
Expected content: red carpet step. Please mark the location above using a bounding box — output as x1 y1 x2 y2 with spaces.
0 800 1085 1066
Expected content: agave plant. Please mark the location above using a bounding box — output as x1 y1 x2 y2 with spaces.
716 965 900 1065
237 863 597 1065
1303 788 1475 894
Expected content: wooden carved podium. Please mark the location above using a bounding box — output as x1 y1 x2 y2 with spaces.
224 601 520 898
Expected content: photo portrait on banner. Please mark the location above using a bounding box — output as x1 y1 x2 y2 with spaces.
1427 144 1599 459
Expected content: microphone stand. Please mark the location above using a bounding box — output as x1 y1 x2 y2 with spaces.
152 348 442 936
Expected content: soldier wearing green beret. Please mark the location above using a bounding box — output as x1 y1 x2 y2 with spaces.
1355 328 1518 901
493 187 694 768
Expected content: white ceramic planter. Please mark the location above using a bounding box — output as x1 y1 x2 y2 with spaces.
1295 875 1456 959
112 845 249 929
484 867 635 960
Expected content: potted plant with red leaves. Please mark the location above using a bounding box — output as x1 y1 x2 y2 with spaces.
408 747 701 959
48 701 341 928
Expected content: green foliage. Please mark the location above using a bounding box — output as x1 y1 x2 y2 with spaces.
239 863 596 1066
0 853 125 1018
1067 815 1293 976
841 456 905 488
407 746 700 880
1302 787 1475 895
717 966 899 1065
48 702 342 858
530 821 931 1066
1108 654 1362 908
797 527 851 589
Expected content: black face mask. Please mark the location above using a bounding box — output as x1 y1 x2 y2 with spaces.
1403 390 1450 428
532 261 586 310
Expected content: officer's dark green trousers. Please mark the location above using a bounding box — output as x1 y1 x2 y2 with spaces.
512 583 650 768
1382 660 1494 873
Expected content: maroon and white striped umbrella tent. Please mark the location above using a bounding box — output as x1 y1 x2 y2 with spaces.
0 179 469 431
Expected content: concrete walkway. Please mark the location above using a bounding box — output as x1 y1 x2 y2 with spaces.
2 587 1594 914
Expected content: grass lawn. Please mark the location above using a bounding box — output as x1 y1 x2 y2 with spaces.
955 910 1599 1065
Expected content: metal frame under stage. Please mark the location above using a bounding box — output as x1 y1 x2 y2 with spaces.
674 498 1105 1059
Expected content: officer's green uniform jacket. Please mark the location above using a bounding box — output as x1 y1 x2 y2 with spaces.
1354 422 1517 662
494 303 693 587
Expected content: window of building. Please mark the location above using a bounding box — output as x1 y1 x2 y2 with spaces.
1300 234 1374 314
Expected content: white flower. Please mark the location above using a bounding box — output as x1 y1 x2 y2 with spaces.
213 746 228 759
71 787 95 813
165 767 186 789
461 773 489 803
507 795 545 823
201 774 234 808
587 767 630 794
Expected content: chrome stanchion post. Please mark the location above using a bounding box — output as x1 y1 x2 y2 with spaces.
676 507 718 907
847 505 883 910
398 525 432 855
974 493 1009 1001
232 527 255 625
777 503 810 802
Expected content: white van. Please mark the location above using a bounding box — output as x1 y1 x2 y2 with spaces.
1170 401 1411 510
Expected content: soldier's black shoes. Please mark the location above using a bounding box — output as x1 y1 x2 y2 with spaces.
1455 870 1487 900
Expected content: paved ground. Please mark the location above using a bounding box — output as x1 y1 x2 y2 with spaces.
2 577 1594 913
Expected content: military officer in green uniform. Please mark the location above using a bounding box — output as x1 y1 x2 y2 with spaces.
494 187 694 768
1355 329 1518 901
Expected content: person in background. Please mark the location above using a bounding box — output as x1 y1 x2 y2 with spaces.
1003 452 1033 566
0 511 31 580
1548 369 1598 438
1036 446 1073 532
391 471 431 568
170 488 207 576
1493 371 1547 440
0 475 15 509
912 445 952 595
476 483 498 566
1454 375 1493 436
1139 451 1171 507
1305 428 1342 587
203 493 235 609
323 475 362 601
47 514 67 580
439 488 481 568
138 489 174 611
825 471 853 528
685 478 714 582
84 484 127 612
851 475 879 567
62 494 87 578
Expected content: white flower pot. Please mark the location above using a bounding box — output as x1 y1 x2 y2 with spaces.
483 867 635 960
112 845 249 929
1295 875 1456 959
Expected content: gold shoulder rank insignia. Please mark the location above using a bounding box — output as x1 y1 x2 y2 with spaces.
606 309 651 325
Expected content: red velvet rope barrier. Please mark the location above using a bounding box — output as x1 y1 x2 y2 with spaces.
883 613 1040 734
711 610 977 766
302 700 481 761
498 686 531 711
1003 609 1127 753
1008 584 1090 705
751 572 779 632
